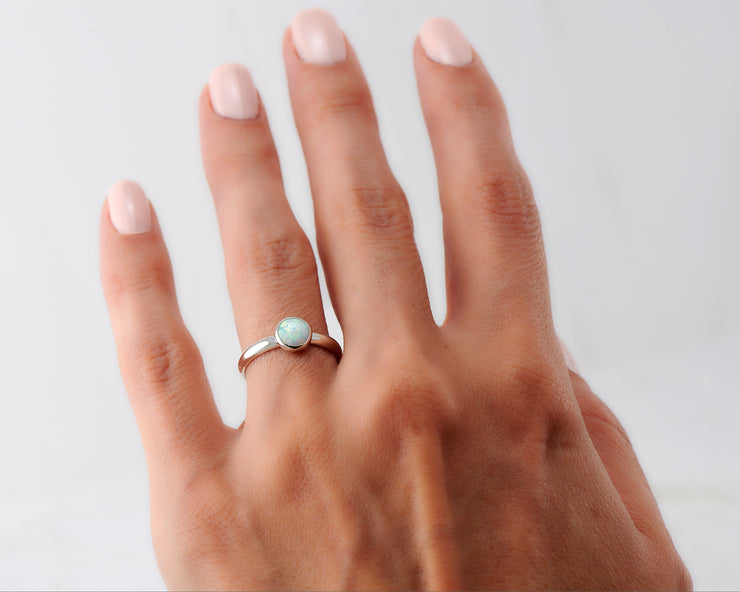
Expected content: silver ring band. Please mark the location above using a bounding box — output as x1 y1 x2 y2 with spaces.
237 317 342 376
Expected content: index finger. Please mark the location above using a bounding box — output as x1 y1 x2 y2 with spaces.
99 181 232 484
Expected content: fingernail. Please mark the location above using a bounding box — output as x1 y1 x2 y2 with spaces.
208 63 259 120
558 336 580 374
291 8 346 65
419 17 473 66
108 180 151 234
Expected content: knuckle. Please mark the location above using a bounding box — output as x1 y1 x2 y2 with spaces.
576 390 633 449
495 349 577 445
176 476 233 536
237 228 316 280
366 339 458 436
263 436 321 505
466 170 540 238
166 474 250 573
379 371 455 434
310 83 375 122
217 137 281 176
343 182 414 236
450 86 501 120
500 347 561 399
132 329 199 391
105 257 173 303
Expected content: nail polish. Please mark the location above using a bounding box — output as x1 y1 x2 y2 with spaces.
108 180 151 234
419 17 473 66
208 63 259 120
291 8 346 65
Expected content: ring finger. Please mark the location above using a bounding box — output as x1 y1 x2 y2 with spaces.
199 63 333 414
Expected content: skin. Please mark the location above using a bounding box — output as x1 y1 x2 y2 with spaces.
99 23 692 591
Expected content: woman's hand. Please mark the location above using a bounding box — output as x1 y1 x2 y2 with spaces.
99 10 690 590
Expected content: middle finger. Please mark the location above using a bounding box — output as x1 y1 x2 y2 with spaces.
284 9 434 346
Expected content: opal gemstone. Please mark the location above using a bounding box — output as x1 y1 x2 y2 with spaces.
276 317 311 349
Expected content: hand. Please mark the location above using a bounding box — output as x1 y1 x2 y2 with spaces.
99 10 690 590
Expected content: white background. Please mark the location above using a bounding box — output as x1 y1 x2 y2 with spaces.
0 0 738 589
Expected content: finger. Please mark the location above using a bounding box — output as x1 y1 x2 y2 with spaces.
566 363 667 540
284 9 434 346
100 181 231 481
557 339 664 536
199 63 334 402
414 18 550 334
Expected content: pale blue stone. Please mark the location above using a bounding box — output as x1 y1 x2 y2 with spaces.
276 317 310 349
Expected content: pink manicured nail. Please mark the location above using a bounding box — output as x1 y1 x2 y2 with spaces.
108 180 151 235
208 63 259 120
558 336 580 374
419 17 473 66
291 8 346 65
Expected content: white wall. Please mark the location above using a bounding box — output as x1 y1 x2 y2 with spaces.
0 1 738 588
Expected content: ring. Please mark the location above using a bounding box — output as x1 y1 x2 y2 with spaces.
237 317 342 376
